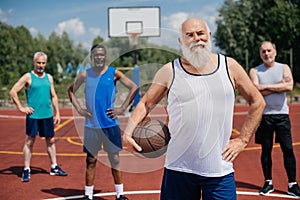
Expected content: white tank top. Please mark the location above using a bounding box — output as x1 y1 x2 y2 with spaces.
166 54 235 177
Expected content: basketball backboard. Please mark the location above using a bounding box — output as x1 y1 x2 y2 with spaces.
108 6 160 37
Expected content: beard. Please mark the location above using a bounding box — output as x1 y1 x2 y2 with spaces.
180 38 212 69
262 56 275 66
35 67 44 74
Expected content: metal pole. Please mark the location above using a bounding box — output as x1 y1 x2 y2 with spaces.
133 44 138 65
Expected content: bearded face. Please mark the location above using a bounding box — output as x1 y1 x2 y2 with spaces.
33 56 47 75
180 35 212 69
259 42 277 67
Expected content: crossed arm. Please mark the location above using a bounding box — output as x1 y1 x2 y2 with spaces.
249 64 293 96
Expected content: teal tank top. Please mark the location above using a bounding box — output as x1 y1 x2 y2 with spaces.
26 71 53 119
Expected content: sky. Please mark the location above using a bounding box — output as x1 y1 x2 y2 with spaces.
0 0 224 50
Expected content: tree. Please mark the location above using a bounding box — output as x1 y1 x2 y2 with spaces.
215 0 300 81
92 36 104 46
14 25 34 75
0 22 181 100
0 22 15 87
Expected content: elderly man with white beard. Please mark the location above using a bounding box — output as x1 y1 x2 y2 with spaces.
123 18 265 200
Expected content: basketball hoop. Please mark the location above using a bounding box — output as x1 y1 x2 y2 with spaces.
128 32 140 47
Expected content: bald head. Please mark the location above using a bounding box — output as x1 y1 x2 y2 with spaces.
180 18 210 36
179 18 211 46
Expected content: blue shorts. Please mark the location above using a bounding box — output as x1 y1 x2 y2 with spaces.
83 126 122 156
160 168 236 200
26 117 54 137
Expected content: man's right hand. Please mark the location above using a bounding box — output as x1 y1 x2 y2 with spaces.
123 134 142 152
78 108 92 118
19 106 34 115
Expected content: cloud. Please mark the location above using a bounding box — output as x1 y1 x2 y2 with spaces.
189 6 219 34
78 27 103 49
0 8 8 22
55 18 85 37
88 27 101 38
163 6 218 34
163 12 189 32
29 27 38 36
150 7 219 50
54 18 104 49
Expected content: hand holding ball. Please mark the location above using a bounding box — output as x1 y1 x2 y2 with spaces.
132 120 170 158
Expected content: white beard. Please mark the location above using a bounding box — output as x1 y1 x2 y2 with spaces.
180 38 212 69
35 67 44 74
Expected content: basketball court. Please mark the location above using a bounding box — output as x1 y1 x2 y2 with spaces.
1 6 300 200
0 104 300 199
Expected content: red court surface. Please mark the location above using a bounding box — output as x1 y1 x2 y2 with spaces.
0 104 300 200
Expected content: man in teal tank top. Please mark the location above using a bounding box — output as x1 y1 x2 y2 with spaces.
68 44 137 200
9 51 67 182
250 41 300 197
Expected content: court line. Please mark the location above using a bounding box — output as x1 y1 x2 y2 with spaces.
0 114 79 119
54 117 74 132
44 190 298 200
1 136 299 156
0 150 134 157
1 112 299 156
0 110 262 120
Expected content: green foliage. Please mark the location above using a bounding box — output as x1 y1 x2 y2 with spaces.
0 22 180 101
0 22 90 100
92 36 104 47
215 0 300 82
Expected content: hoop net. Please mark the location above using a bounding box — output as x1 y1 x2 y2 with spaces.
128 32 140 46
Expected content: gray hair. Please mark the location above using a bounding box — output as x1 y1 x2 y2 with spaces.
260 41 276 50
33 51 47 61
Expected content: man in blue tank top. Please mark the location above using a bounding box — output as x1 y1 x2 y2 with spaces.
9 51 67 182
249 41 300 197
68 44 137 200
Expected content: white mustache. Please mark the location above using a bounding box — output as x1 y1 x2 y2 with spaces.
190 41 206 49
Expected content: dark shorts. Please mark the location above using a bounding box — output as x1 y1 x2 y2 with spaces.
160 168 236 200
83 126 122 156
255 114 292 147
26 117 54 137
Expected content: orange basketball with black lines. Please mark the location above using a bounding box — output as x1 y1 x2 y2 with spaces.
132 119 170 158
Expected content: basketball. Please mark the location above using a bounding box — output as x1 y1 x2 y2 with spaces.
132 119 170 158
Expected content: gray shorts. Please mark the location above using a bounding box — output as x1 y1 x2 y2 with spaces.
83 126 122 156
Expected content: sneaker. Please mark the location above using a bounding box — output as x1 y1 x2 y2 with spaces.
50 165 67 176
116 195 128 200
288 184 300 197
259 181 274 195
21 169 30 182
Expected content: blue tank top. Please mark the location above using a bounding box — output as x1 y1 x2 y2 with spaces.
84 66 119 129
26 71 53 119
255 62 289 114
